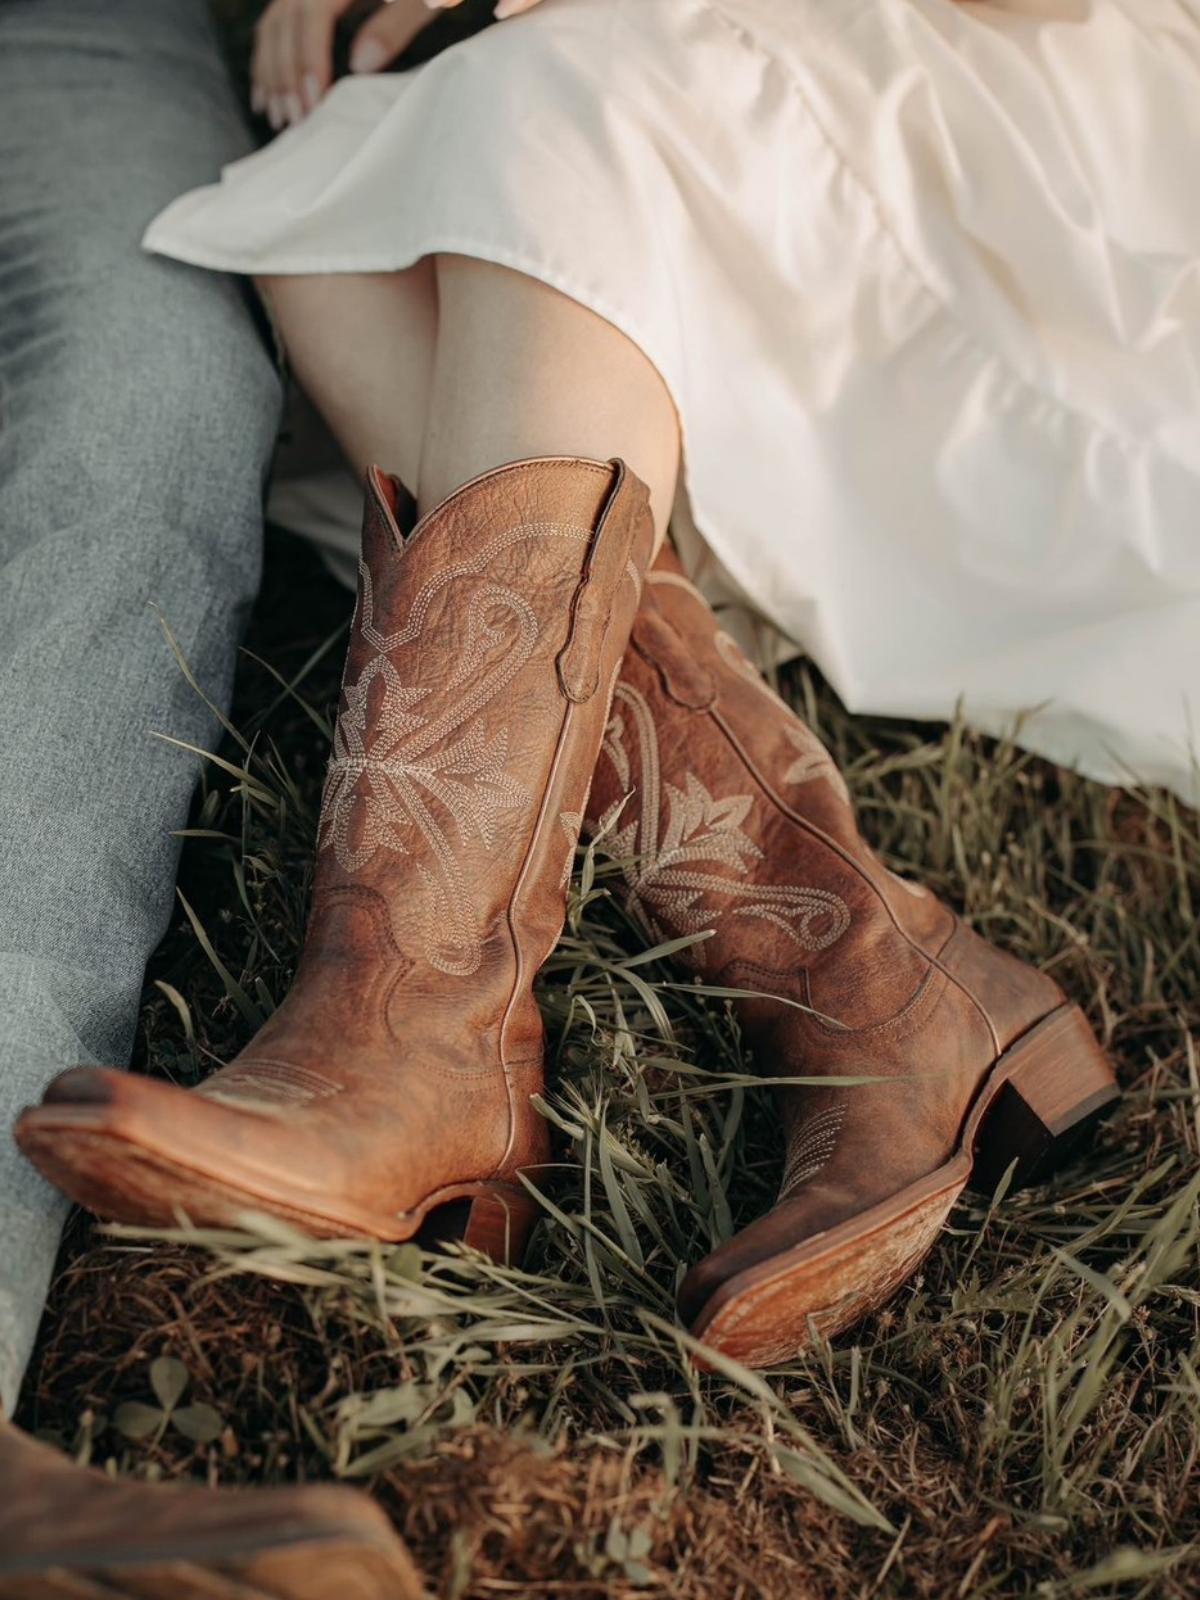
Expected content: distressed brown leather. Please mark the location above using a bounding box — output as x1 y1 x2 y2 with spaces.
17 458 654 1243
583 548 1067 1327
0 1415 421 1598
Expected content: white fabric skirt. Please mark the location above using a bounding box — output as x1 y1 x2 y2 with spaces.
146 0 1200 802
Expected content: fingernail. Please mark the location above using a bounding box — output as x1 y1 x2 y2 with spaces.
250 82 266 114
494 0 527 15
349 38 386 73
268 96 285 131
301 72 321 112
285 91 304 124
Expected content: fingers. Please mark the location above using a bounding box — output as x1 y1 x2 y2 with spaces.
423 0 544 18
348 0 437 76
294 0 341 114
251 0 532 133
252 0 347 129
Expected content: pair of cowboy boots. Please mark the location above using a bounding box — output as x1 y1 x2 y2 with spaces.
17 458 1119 1386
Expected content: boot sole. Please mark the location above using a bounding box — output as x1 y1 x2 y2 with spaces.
14 1115 541 1267
0 1526 423 1600
685 1004 1120 1367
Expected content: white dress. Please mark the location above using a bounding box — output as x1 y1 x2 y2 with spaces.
146 0 1200 803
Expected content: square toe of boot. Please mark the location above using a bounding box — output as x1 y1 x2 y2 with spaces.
40 1066 117 1105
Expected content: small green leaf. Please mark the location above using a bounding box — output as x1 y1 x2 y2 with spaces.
605 1523 629 1562
627 1528 652 1559
150 1356 189 1413
387 1242 423 1282
114 1401 165 1440
172 1403 224 1444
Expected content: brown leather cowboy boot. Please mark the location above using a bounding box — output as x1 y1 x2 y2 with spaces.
0 1413 421 1599
585 548 1119 1367
16 458 654 1261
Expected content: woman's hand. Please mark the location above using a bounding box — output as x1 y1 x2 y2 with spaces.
252 0 434 130
426 0 544 16
253 0 549 132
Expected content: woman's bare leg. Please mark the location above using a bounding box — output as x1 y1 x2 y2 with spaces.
260 255 680 546
257 262 438 490
420 255 678 543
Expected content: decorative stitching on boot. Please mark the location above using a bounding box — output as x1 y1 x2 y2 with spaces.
558 810 584 888
777 1103 846 1198
318 519 631 977
320 579 545 977
596 684 851 966
195 1060 345 1111
713 631 851 804
356 521 589 655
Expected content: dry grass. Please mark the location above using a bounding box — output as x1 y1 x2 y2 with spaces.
15 527 1200 1599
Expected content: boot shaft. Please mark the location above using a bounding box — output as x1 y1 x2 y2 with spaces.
585 551 941 1023
585 549 1061 1044
301 459 655 1059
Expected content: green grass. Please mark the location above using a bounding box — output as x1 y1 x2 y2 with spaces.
17 529 1200 1599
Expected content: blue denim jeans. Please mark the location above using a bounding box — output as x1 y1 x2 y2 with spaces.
0 0 282 1410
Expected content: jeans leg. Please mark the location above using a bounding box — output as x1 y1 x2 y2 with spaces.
0 0 282 1410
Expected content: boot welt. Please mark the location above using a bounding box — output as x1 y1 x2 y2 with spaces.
13 1113 541 1263
685 1004 1120 1367
0 1528 422 1600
